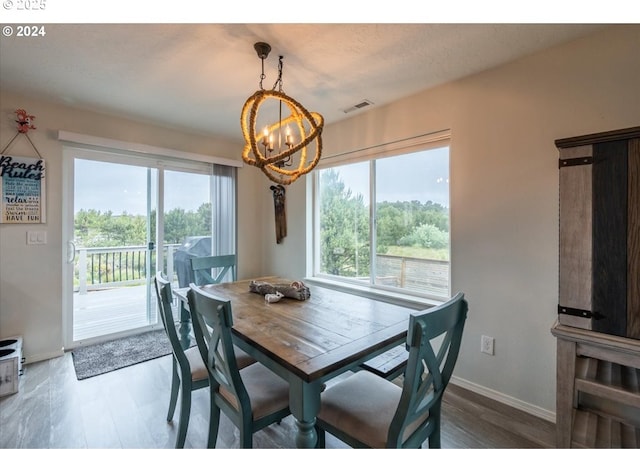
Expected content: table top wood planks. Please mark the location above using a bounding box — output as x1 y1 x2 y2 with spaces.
198 276 415 382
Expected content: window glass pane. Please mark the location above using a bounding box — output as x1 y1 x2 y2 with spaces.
163 170 212 246
164 169 214 288
318 162 370 282
375 147 450 296
314 142 450 300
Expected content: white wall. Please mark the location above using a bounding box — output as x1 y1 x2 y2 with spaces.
0 92 265 361
261 25 640 416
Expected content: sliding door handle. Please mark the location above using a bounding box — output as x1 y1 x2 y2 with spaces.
67 240 76 263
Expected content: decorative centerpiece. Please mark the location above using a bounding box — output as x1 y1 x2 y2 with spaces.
249 280 310 303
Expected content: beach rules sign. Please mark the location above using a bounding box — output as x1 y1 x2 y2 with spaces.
0 155 46 223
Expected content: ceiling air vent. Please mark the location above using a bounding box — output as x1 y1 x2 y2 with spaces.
342 99 374 114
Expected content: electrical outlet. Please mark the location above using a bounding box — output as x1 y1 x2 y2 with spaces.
481 335 494 355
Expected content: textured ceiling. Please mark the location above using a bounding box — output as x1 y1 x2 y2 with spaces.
0 23 608 140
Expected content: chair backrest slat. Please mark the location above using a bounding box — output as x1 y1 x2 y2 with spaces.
190 254 237 285
187 283 251 417
388 291 468 448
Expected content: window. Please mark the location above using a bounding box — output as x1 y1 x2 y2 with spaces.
313 133 450 301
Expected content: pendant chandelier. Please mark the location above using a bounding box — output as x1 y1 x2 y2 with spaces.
241 42 324 185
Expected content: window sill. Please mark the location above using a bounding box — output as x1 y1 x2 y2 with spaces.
303 276 446 310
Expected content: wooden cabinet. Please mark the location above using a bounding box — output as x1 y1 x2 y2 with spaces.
552 324 640 447
553 126 640 447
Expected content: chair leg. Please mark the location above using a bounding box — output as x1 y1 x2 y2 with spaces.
428 404 442 448
175 385 192 449
315 425 325 448
239 420 253 448
167 360 180 421
428 427 441 448
207 397 221 448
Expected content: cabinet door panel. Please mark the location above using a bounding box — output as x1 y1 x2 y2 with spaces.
628 138 640 339
559 145 593 329
593 140 628 337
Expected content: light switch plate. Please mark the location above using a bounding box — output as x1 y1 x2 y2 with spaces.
26 231 47 245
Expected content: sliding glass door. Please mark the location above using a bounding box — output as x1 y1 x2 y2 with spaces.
68 156 158 343
62 148 232 348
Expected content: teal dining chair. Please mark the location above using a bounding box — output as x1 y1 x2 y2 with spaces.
190 254 237 286
187 283 291 448
154 272 255 448
316 292 469 449
154 272 210 448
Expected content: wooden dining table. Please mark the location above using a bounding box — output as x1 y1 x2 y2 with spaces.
175 276 419 448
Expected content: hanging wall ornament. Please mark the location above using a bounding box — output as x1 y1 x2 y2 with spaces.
270 184 287 244
2 109 41 158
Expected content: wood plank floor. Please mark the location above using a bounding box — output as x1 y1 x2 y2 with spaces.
0 353 556 448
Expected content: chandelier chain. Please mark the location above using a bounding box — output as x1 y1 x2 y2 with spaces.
272 56 284 92
259 56 267 90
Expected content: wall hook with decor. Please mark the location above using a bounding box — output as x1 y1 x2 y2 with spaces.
1 109 42 158
0 108 46 224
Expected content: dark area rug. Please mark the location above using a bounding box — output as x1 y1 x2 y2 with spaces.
72 329 175 380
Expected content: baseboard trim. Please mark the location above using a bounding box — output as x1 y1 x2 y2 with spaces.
451 376 556 423
25 349 65 364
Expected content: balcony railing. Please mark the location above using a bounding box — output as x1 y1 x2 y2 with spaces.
75 244 181 294
376 254 449 297
75 245 449 297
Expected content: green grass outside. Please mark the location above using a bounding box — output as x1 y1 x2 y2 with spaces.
383 245 449 261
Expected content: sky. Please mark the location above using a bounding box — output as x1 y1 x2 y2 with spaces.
327 146 450 208
74 159 210 216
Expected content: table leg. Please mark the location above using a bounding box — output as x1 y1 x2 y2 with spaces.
294 419 317 448
289 378 322 448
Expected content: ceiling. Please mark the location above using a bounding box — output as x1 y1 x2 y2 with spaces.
0 23 608 140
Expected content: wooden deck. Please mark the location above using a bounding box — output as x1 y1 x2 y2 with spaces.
73 284 169 342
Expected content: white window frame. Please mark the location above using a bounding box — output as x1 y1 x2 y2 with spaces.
308 130 451 307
